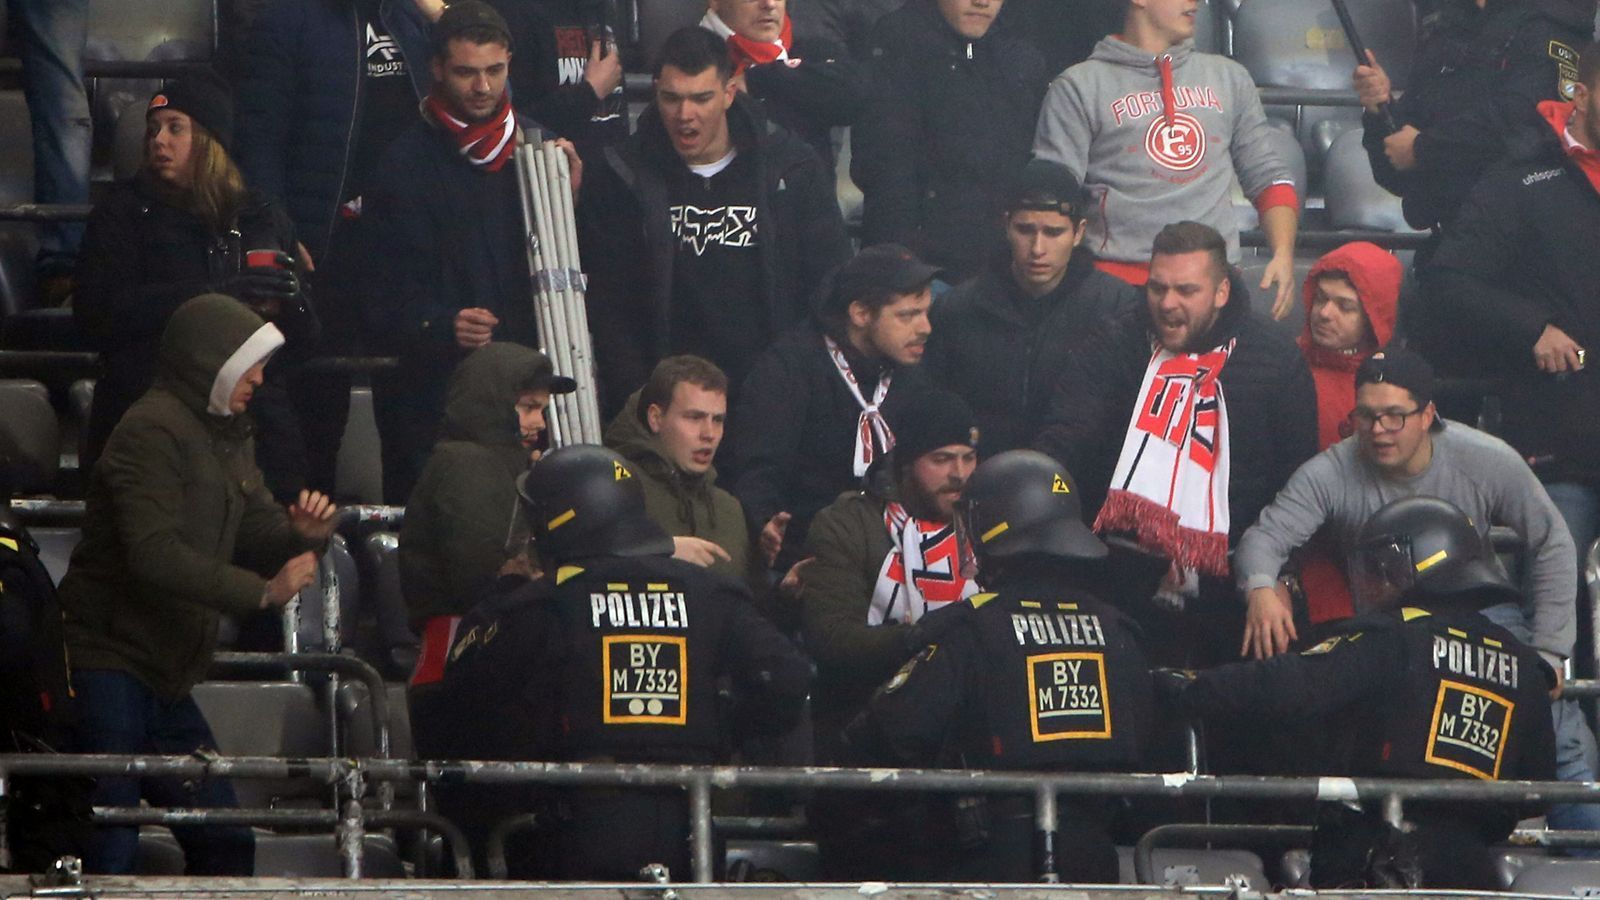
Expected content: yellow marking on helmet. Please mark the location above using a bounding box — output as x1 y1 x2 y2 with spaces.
1051 474 1071 494
1056 603 1079 611
1483 637 1503 649
647 583 669 591
1414 549 1448 573
547 508 576 530
614 461 632 481
981 521 1010 543
0 537 16 552
971 592 997 608
1400 607 1430 621
607 583 629 591
555 565 585 585
1020 600 1042 609
1447 627 1468 639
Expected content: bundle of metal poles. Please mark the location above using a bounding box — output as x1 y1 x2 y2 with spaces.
514 135 602 446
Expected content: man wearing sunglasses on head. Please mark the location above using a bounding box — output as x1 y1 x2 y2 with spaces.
1232 346 1600 837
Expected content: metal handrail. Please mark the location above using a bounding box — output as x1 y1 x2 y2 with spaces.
8 754 1600 883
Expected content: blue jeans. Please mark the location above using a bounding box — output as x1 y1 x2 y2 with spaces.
1480 604 1600 841
72 670 255 875
9 0 91 265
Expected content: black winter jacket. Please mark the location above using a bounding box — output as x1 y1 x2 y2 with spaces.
486 0 624 150
1423 114 1600 484
733 319 930 569
743 33 868 174
925 251 1140 455
1033 276 1318 541
1362 0 1590 231
233 0 431 264
580 95 851 410
851 0 1048 281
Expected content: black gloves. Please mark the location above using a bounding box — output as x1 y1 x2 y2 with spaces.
222 251 299 305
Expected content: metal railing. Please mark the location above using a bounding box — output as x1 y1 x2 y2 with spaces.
5 754 1600 884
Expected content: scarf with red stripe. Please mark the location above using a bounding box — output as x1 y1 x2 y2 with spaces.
424 93 517 173
824 335 894 476
868 501 977 626
700 9 793 74
1094 339 1234 577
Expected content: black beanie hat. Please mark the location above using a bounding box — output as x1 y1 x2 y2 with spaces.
888 388 981 473
148 74 235 150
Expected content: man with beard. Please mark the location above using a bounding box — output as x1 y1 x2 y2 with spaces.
733 244 937 572
1034 221 1316 666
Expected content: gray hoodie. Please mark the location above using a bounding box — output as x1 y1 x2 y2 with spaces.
1033 37 1296 265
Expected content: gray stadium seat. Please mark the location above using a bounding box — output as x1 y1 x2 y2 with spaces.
31 527 79 585
1510 857 1600 894
1192 0 1223 56
343 681 415 762
335 386 384 505
0 379 60 493
1323 126 1416 232
192 682 332 808
726 841 821 882
87 0 214 63
1232 0 1415 166
1117 846 1268 889
293 534 360 653
359 530 418 678
137 829 406 878
1239 252 1315 339
1230 118 1307 234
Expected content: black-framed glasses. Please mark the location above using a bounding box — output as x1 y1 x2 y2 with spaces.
1348 406 1423 433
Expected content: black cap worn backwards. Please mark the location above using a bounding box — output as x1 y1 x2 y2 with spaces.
1006 158 1087 219
1356 346 1435 408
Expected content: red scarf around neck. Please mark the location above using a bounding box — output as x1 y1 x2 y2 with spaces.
725 16 792 73
424 93 517 172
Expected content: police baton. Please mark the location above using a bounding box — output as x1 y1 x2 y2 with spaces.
1330 0 1399 133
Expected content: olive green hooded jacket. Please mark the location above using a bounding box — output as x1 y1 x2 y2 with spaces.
60 294 315 700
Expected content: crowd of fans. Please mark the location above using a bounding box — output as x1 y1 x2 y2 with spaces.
5 0 1600 886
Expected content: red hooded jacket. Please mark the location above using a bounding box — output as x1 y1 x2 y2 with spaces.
1295 242 1401 622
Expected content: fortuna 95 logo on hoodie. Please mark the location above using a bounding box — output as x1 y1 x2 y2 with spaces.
1145 111 1206 171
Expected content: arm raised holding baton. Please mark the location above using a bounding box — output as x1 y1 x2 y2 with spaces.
1335 0 1421 173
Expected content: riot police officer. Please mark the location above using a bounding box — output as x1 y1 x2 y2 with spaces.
842 450 1155 883
1178 496 1557 890
426 445 811 881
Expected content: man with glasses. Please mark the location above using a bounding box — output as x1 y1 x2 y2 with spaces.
1234 348 1600 834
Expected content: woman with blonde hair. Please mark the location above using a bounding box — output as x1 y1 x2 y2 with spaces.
75 75 316 492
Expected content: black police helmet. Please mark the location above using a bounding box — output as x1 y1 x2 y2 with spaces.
1351 496 1513 612
515 444 674 563
959 450 1107 566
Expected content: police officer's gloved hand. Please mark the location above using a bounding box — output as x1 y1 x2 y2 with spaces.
1151 668 1196 701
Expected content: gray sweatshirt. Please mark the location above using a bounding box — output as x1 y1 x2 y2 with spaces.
1033 36 1296 265
1235 421 1576 666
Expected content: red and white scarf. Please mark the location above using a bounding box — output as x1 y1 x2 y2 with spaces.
868 502 978 625
700 9 793 74
1094 339 1235 577
424 93 517 172
825 335 894 476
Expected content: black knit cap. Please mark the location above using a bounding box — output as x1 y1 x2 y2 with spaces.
147 74 234 149
888 387 980 473
1356 346 1435 408
1006 158 1087 219
433 0 513 54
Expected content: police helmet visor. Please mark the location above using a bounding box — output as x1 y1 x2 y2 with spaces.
1350 533 1416 613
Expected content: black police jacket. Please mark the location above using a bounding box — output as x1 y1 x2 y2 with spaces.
430 554 812 763
1185 598 1556 837
844 575 1154 771
1364 0 1589 230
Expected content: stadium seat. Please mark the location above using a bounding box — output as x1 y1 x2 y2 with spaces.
1230 118 1307 235
1232 0 1415 166
725 840 821 882
335 386 384 505
292 534 360 653
342 681 415 762
1510 858 1600 894
192 681 333 809
86 0 214 64
1192 0 1223 56
31 527 79 585
0 379 60 493
1323 127 1415 232
137 829 407 878
1118 846 1268 889
1239 251 1315 339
